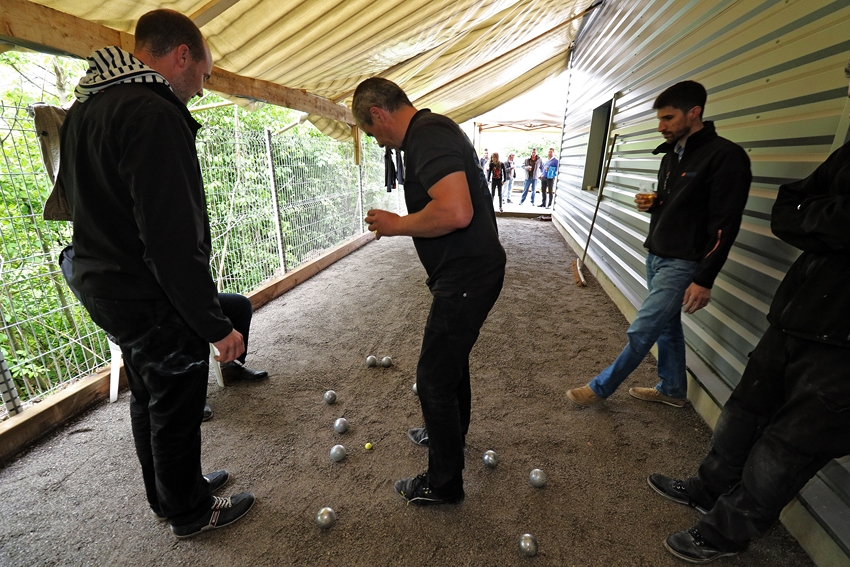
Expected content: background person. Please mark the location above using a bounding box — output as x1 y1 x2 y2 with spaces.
540 147 558 208
487 152 508 212
504 153 516 203
353 77 505 506
519 149 542 206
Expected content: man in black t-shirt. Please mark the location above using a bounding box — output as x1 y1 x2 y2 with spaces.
353 78 506 506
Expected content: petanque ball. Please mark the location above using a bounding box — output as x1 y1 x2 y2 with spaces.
330 444 346 462
529 468 547 488
366 355 378 367
380 356 393 368
483 450 499 468
323 390 337 404
412 382 418 395
333 418 349 434
315 507 336 529
519 533 538 556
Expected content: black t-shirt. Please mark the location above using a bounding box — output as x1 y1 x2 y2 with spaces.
400 110 506 296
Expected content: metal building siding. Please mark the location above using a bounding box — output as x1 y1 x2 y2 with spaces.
555 0 850 389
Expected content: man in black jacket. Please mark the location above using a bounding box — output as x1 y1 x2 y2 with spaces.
650 63 850 563
58 9 254 538
567 81 751 408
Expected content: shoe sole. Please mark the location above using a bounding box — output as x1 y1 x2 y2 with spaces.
628 388 686 408
647 476 708 514
663 540 738 564
394 486 464 506
172 497 255 539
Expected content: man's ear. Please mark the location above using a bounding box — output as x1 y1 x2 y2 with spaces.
174 44 191 69
370 107 384 124
688 105 703 121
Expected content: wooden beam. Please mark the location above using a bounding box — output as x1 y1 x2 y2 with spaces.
0 0 353 123
190 0 244 28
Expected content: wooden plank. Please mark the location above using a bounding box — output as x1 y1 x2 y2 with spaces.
0 364 127 463
247 232 374 310
0 0 353 123
190 0 244 28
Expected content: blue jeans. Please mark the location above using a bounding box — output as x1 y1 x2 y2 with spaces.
520 177 537 204
505 178 513 201
588 253 698 400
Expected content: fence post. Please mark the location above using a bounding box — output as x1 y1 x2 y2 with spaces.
264 128 287 273
0 348 23 416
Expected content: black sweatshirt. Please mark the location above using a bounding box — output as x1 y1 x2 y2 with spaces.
646 121 752 288
769 140 850 347
58 82 232 344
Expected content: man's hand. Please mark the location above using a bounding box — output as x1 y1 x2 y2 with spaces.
682 283 711 314
365 209 401 240
213 329 245 363
635 192 656 212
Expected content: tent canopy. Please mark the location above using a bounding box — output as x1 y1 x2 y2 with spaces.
4 0 595 137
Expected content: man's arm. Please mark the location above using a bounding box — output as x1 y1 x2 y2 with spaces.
365 171 473 238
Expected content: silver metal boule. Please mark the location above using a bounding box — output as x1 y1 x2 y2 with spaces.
529 468 547 488
483 450 499 468
519 533 538 556
366 355 378 367
330 444 346 462
380 356 393 367
315 507 336 529
412 382 418 395
323 390 337 404
333 418 349 433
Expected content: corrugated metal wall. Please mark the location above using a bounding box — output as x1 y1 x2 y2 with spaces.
556 0 850 391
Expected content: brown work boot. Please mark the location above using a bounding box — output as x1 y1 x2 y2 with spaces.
628 387 686 408
566 385 603 406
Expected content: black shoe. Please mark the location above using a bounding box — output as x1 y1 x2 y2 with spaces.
203 404 213 422
171 493 255 538
151 470 230 522
221 361 268 382
407 427 429 447
664 528 741 564
394 473 464 506
506 199 513 203
648 474 708 514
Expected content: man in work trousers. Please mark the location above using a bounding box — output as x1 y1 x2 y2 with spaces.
566 80 751 408
650 61 850 564
540 147 559 208
353 78 506 505
58 9 255 538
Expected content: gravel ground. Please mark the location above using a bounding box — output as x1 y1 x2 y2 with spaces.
0 217 814 567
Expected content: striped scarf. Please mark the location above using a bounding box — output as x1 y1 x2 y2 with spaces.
74 46 171 103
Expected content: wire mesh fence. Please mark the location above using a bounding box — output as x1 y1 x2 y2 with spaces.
0 103 393 420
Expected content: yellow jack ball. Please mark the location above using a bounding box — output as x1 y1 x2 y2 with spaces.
364 442 373 450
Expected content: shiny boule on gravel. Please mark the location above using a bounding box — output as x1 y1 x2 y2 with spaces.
482 450 499 468
380 356 393 367
333 418 349 433
412 382 418 395
323 390 337 404
529 468 547 488
330 444 347 462
519 533 538 556
315 507 336 528
365 355 378 367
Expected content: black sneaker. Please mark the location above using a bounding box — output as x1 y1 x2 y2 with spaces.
203 404 213 422
648 474 708 514
664 528 741 564
171 493 255 538
221 361 269 382
407 427 429 447
151 471 232 522
394 473 464 506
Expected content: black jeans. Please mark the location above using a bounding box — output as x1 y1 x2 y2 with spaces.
684 325 850 549
417 279 503 495
540 177 554 207
219 292 253 364
490 181 503 207
80 294 213 525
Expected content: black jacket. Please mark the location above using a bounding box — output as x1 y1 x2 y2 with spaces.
646 121 751 288
768 140 850 347
58 82 232 344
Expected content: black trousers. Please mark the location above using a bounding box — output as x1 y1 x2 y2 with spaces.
490 180 503 207
540 177 554 207
79 292 253 525
684 325 850 550
417 279 503 495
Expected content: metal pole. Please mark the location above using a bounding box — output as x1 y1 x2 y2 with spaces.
0 347 23 416
356 159 364 233
264 128 287 273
